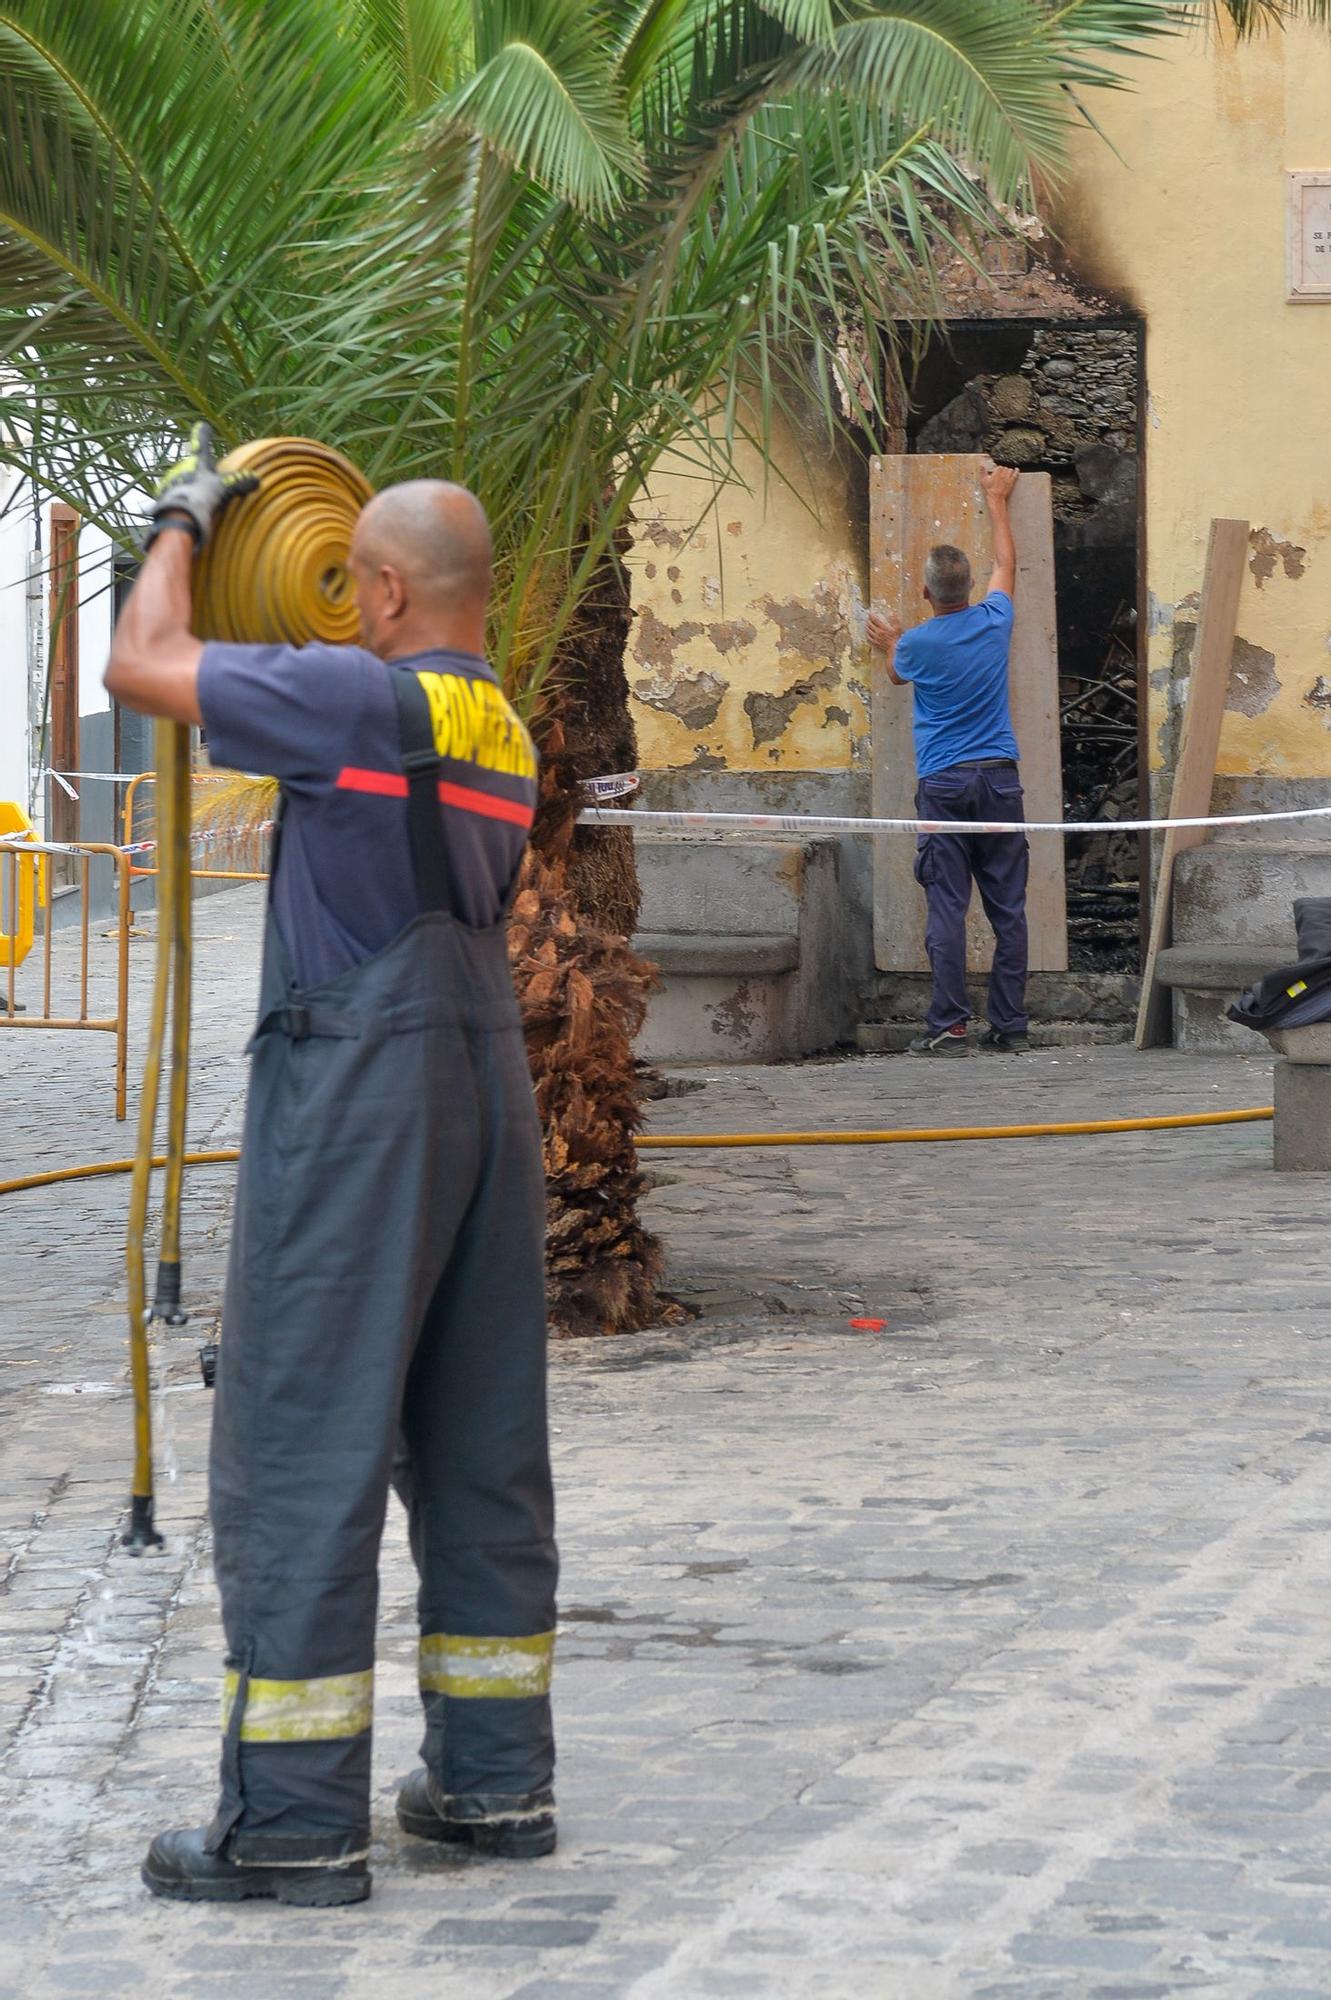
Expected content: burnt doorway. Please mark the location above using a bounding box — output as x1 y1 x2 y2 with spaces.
898 315 1144 973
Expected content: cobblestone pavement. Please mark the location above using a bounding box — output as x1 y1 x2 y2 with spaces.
4 886 1331 1998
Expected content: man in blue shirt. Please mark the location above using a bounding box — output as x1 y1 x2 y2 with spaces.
868 461 1029 1055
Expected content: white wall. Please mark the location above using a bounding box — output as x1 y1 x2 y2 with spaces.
0 478 118 832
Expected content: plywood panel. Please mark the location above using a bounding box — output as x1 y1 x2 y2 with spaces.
1135 517 1249 1047
870 456 1066 975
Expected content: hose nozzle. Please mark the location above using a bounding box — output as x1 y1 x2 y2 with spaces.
122 1493 165 1554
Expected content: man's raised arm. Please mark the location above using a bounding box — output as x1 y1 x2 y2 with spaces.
104 424 257 723
980 459 1019 600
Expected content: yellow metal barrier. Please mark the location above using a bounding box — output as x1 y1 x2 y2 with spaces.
0 836 131 1119
122 769 270 882
0 803 44 966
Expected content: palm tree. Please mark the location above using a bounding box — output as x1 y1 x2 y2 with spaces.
1 0 1241 1331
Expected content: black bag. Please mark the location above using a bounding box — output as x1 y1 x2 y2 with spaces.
1227 897 1331 1031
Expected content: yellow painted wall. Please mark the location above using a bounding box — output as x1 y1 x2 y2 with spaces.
1057 20 1331 782
626 417 868 773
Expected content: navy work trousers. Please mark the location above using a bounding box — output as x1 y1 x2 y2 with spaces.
206 909 556 1866
914 761 1030 1037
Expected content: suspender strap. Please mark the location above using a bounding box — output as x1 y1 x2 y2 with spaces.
267 788 288 894
387 667 453 916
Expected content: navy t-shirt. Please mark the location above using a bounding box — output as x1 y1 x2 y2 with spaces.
893 591 1019 779
197 642 538 989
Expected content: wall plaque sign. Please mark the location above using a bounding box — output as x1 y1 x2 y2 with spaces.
1287 172 1331 302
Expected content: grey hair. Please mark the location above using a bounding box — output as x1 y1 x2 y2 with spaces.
924 544 972 609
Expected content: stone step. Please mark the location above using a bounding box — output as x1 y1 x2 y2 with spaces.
1153 943 1287 991
634 931 799 977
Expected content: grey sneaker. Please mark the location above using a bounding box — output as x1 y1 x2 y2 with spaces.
907 1026 970 1057
981 1028 1029 1053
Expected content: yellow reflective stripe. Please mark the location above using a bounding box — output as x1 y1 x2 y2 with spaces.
221 1668 374 1743
419 1631 554 1699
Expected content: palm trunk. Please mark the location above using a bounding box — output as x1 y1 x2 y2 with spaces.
533 534 642 932
510 541 664 1337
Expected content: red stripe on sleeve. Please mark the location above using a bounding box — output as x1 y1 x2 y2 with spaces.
438 780 534 828
337 766 407 797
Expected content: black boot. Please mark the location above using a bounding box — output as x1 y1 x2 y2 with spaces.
142 1826 371 1906
395 1770 556 1858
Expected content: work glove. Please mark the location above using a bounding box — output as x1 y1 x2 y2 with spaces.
143 422 258 552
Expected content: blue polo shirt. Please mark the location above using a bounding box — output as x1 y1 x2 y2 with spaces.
198 642 537 989
893 591 1019 779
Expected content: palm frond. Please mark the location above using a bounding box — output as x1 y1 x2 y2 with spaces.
442 0 642 212
359 0 473 107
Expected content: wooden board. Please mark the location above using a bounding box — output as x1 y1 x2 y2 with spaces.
869 455 1067 975
1134 517 1249 1048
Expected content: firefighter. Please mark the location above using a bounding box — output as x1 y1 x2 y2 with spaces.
105 428 558 1907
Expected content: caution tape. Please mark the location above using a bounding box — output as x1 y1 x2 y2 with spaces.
579 771 640 801
22 771 1331 847
1 823 275 859
578 796 1331 839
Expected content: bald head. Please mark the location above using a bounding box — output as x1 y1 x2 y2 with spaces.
348 480 492 660
356 481 491 606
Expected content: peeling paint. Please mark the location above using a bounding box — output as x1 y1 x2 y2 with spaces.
1147 591 1176 636
633 666 727 729
640 517 687 552
758 581 848 667
1170 622 1280 720
744 662 840 747
1224 637 1280 717
632 605 704 669
627 417 868 775
1248 527 1307 589
1307 675 1331 711
707 618 757 656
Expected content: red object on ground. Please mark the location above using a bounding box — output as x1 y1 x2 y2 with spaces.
848 1318 887 1332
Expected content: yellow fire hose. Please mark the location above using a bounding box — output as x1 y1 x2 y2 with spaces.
122 718 180 1549
0 1103 1275 1205
636 1107 1275 1146
192 439 371 645
120 437 372 1552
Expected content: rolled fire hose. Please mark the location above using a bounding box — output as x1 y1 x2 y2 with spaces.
123 438 373 1552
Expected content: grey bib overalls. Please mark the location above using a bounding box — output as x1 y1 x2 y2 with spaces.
205 668 557 1866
